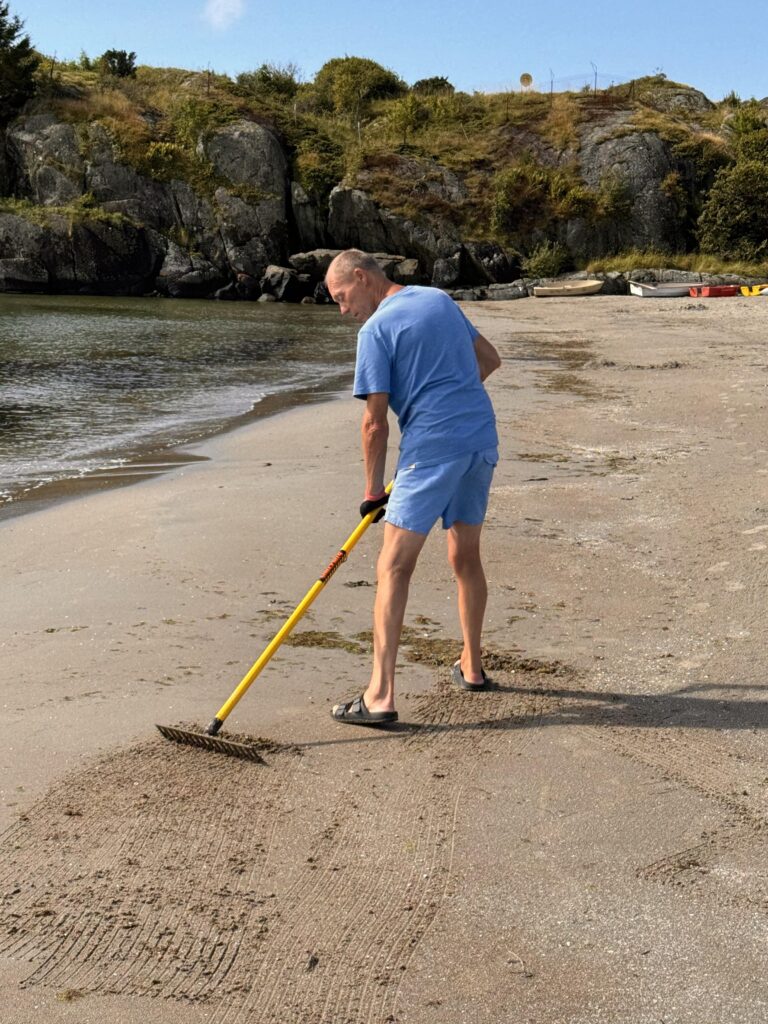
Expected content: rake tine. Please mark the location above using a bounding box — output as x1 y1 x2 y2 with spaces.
156 725 266 763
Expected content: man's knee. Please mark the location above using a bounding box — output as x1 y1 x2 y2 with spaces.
378 526 425 580
447 526 483 575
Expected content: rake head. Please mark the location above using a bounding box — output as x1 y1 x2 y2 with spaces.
156 724 266 763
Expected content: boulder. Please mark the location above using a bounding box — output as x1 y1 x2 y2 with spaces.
392 258 421 285
213 188 285 278
486 282 529 300
596 271 628 295
637 81 715 115
431 253 463 289
288 249 343 280
156 241 226 298
313 281 331 304
431 245 498 288
235 272 260 299
259 264 307 302
464 241 519 284
449 287 488 301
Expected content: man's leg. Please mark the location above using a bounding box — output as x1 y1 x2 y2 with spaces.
364 523 427 713
447 521 487 685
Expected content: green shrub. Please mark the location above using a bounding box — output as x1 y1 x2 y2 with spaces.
313 56 406 119
698 159 768 261
412 76 454 96
140 140 187 181
290 125 344 203
491 160 551 238
235 63 300 101
594 172 633 221
388 93 428 145
522 240 571 277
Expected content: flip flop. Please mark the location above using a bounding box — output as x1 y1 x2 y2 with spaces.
452 661 492 691
331 694 398 727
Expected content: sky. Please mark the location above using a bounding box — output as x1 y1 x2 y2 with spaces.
13 0 767 102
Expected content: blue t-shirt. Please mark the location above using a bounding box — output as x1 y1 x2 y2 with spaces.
353 286 498 468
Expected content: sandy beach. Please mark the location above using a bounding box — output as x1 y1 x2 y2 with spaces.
2 294 767 1023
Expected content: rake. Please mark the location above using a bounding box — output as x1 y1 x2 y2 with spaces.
156 484 392 761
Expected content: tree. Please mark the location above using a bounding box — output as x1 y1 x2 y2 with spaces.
98 49 137 79
389 93 426 146
698 160 768 261
0 2 39 124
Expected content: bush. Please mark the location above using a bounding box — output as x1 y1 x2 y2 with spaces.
141 140 187 181
235 62 300 101
491 159 596 239
522 240 571 278
412 76 454 96
313 56 406 119
698 159 768 261
491 161 552 237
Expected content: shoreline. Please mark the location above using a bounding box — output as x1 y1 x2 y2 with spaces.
0 376 354 525
2 295 768 1022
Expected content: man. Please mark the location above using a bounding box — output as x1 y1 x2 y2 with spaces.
325 249 501 726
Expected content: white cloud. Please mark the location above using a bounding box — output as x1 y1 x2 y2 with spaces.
203 0 246 30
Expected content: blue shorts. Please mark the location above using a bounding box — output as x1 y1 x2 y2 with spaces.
385 448 498 535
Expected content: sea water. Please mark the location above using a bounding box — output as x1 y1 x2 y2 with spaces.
0 294 357 516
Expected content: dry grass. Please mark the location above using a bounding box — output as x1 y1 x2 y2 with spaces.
586 249 768 278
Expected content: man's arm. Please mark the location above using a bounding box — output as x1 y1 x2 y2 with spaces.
361 392 390 496
474 333 501 381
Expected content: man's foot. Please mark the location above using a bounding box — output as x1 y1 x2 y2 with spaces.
331 693 398 727
452 660 491 691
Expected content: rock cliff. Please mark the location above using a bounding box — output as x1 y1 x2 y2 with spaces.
0 75 740 298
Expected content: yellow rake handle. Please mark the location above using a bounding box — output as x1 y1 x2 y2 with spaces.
207 481 393 733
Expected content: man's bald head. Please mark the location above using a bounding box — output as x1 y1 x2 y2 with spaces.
325 249 399 323
326 249 387 284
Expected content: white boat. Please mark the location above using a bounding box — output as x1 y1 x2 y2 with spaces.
532 279 604 297
628 280 691 298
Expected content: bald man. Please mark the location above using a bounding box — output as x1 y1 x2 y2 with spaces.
325 249 501 726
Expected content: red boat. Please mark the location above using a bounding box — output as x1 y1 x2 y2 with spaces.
688 285 741 298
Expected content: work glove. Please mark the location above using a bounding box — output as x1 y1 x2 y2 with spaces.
360 490 388 523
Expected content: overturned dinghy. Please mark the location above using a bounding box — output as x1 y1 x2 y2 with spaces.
533 279 604 297
628 280 690 298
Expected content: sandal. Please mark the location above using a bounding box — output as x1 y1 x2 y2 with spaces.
331 694 398 727
452 661 492 691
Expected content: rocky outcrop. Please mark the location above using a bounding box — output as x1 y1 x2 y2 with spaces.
0 89 747 299
6 114 85 204
639 82 715 116
0 210 164 294
565 112 680 257
328 186 461 278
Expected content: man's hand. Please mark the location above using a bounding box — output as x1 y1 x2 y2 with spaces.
360 490 389 522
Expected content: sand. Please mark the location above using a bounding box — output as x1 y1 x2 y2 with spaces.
1 295 767 1023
